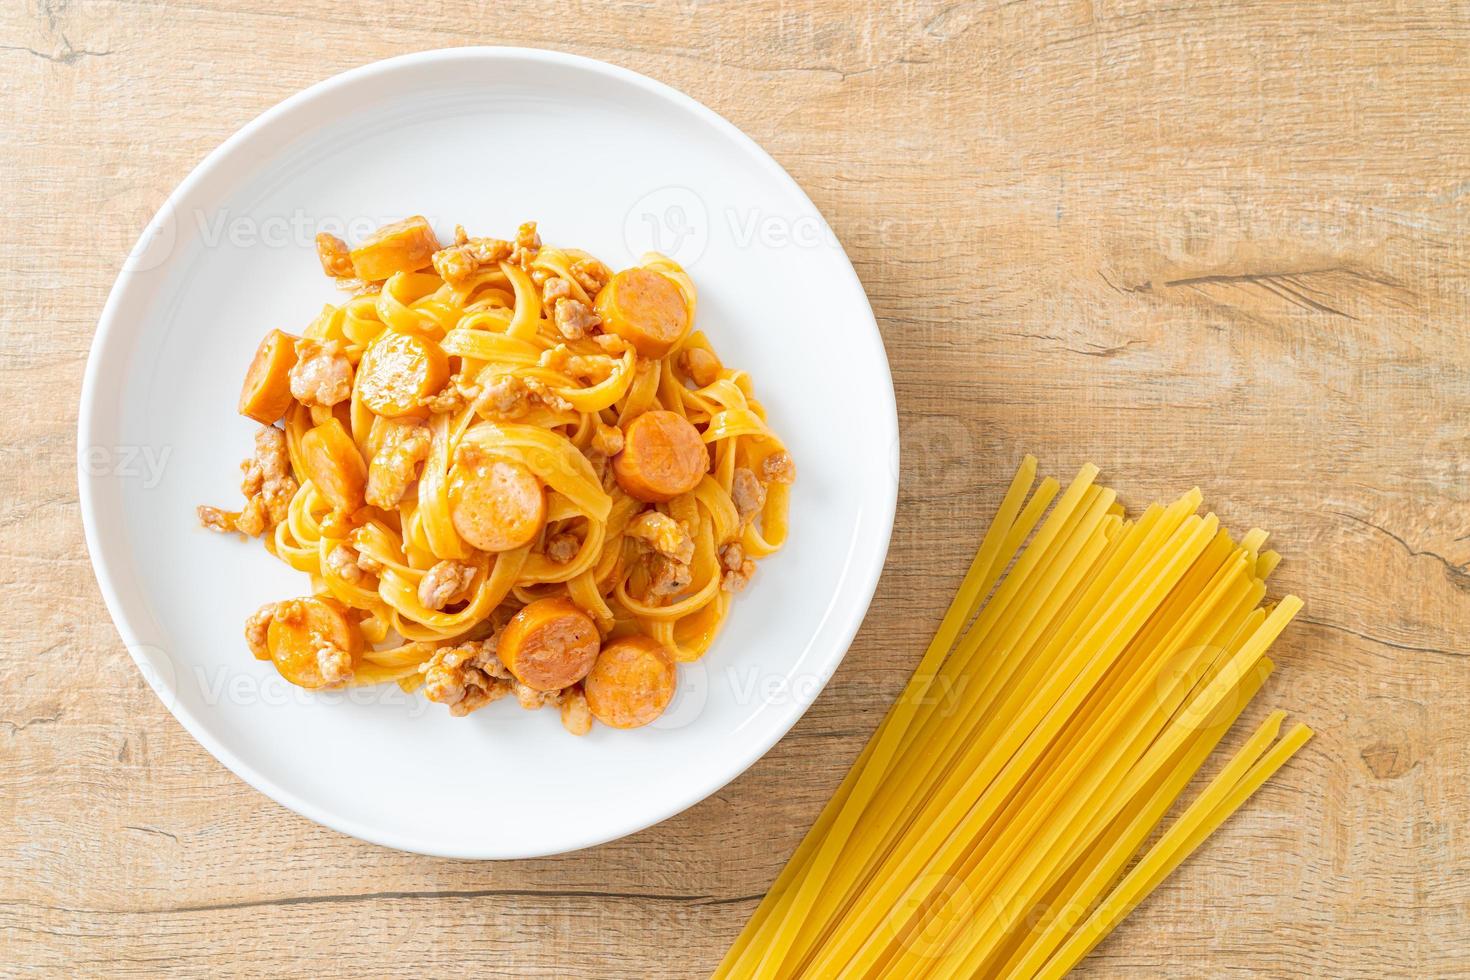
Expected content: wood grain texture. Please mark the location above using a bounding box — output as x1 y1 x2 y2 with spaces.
3 0 1468 976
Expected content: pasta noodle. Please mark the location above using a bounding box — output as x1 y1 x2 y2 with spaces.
199 217 793 734
715 456 1312 978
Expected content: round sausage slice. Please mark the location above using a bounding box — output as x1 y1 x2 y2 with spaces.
450 456 546 552
583 635 677 729
300 418 367 513
238 329 298 424
267 596 363 689
612 410 708 503
496 597 601 691
357 330 449 417
349 215 441 282
594 267 690 359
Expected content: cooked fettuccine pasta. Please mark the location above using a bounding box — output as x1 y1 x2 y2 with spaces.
198 217 793 734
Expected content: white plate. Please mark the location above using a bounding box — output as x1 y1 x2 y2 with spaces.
79 47 898 858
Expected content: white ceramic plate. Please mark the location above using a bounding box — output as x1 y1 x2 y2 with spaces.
79 47 898 858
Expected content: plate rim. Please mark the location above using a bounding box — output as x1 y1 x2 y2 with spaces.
77 45 900 858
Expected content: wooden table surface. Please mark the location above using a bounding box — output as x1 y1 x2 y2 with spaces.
5 1 1469 976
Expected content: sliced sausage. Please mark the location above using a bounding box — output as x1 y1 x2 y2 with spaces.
266 596 363 689
300 417 367 513
583 635 677 729
238 329 299 424
496 597 601 692
594 267 690 358
450 456 546 552
612 410 708 503
357 330 450 417
349 216 441 281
